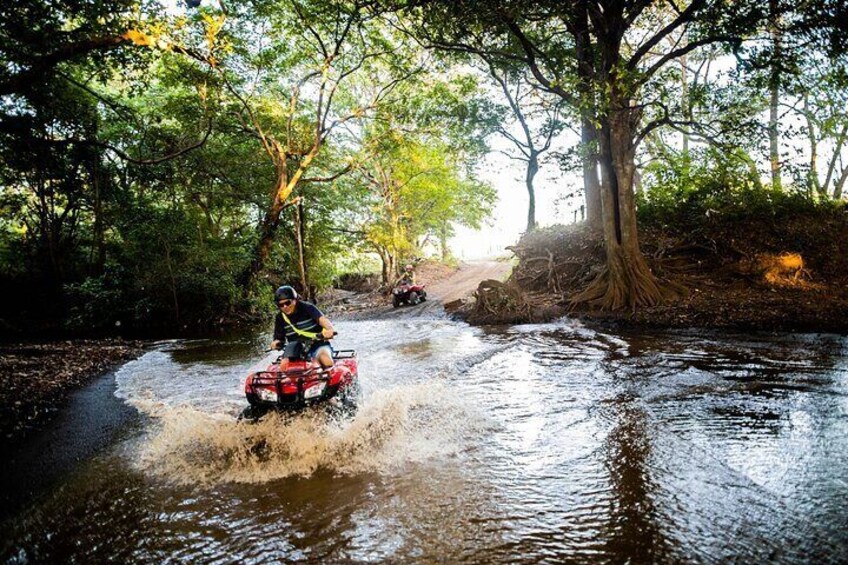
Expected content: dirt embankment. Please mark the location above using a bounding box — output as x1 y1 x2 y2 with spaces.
0 340 144 445
466 206 848 332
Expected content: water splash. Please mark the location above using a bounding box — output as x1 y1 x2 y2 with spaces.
129 381 486 485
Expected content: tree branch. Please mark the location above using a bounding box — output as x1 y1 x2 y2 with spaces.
302 164 353 183
501 17 577 107
0 35 128 96
641 34 741 83
627 0 706 71
84 119 213 165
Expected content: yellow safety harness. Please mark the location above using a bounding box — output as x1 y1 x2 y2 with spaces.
280 311 321 340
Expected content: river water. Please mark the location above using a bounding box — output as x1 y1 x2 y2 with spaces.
3 316 848 563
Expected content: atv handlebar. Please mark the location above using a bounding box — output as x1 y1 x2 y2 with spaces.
266 331 338 352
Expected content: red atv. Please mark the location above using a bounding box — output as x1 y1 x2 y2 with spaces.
241 336 359 420
392 283 427 308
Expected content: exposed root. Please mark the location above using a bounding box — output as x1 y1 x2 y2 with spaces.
509 225 603 296
467 279 535 324
474 279 530 315
570 255 683 311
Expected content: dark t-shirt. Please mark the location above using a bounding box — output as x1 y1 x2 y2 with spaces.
273 300 325 344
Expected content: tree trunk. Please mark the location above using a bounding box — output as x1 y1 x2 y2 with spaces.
378 248 389 286
680 55 690 158
769 83 780 190
823 124 848 198
581 117 602 229
526 152 539 232
768 0 782 191
834 166 848 200
90 155 106 276
440 221 449 260
803 95 822 197
572 102 670 310
247 212 281 285
241 168 287 287
573 0 602 230
163 242 180 324
240 144 320 291
294 200 309 300
377 247 396 287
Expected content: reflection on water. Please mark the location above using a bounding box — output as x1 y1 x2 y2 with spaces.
3 320 848 563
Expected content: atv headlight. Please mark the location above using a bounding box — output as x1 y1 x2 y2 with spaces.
304 382 326 400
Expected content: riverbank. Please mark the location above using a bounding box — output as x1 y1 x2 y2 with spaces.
465 202 848 333
0 339 144 445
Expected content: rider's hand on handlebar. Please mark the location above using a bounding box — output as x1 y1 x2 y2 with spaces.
321 328 335 339
270 340 282 350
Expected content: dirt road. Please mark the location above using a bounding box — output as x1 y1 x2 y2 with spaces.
341 259 512 319
426 260 513 304
378 260 512 318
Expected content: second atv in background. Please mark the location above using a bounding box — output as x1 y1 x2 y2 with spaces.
391 262 426 307
392 282 427 307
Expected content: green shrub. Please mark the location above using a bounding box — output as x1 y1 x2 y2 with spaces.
64 275 123 332
637 146 824 229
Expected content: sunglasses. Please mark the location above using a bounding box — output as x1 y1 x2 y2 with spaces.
278 300 294 307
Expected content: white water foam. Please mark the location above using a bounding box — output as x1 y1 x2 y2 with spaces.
128 380 486 484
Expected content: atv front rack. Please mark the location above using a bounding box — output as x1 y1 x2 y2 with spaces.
248 368 333 406
269 349 356 363
248 349 356 407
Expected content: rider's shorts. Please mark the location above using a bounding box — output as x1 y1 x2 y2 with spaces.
308 342 333 360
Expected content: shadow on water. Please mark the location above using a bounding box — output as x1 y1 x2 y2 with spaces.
601 399 664 561
0 371 139 524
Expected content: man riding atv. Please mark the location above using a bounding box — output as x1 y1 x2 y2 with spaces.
240 285 356 418
391 264 427 307
270 285 335 369
397 264 416 286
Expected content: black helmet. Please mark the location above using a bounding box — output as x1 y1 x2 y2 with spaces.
274 285 298 303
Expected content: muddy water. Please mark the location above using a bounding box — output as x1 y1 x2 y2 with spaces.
3 318 848 563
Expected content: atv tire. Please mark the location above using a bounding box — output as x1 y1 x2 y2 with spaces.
392 295 401 308
329 382 361 418
238 404 269 422
408 291 420 305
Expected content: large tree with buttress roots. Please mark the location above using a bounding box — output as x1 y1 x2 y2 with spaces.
399 0 789 309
